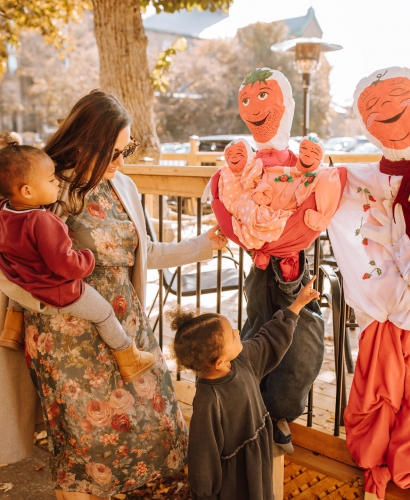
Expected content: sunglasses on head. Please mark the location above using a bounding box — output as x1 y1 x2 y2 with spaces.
111 136 140 161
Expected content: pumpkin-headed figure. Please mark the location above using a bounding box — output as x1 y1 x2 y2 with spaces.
238 68 295 151
296 135 325 173
354 66 410 160
224 138 253 174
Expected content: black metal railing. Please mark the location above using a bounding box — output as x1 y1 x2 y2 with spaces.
141 193 350 437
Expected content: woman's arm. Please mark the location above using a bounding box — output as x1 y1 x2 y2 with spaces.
146 226 226 270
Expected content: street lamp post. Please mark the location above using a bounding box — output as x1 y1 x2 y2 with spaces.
272 37 342 136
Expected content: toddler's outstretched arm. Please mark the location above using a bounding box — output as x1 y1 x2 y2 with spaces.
242 276 320 380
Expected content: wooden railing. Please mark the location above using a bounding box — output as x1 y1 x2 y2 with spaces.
153 136 383 167
121 152 382 196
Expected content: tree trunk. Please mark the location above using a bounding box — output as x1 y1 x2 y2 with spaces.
92 0 160 161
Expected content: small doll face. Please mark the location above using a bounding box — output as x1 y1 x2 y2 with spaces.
296 139 323 173
225 141 248 173
357 76 410 150
238 79 285 143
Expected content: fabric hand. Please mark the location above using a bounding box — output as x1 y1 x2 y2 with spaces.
304 208 331 232
206 224 228 250
389 203 410 283
360 201 393 249
361 201 410 282
252 182 273 205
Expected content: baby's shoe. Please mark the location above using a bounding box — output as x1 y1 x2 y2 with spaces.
112 339 155 382
272 418 294 456
0 307 24 351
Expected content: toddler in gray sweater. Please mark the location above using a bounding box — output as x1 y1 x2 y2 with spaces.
169 276 319 500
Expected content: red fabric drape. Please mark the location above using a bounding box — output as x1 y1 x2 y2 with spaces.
379 156 410 237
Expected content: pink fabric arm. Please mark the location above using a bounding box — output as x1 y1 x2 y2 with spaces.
252 181 274 205
304 169 342 231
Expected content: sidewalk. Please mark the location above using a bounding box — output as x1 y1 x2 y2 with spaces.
0 445 55 500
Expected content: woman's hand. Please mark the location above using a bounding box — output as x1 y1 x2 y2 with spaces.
288 276 320 315
206 225 228 250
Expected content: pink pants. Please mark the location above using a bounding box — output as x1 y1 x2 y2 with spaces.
344 320 410 499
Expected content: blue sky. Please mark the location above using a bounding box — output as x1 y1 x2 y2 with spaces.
148 0 410 107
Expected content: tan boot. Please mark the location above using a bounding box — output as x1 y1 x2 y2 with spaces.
112 339 155 382
0 308 24 351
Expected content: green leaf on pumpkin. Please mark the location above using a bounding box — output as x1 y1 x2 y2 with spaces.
242 68 273 87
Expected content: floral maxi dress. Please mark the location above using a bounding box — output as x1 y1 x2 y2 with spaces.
24 180 188 497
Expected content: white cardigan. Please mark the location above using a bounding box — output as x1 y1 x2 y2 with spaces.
0 172 213 463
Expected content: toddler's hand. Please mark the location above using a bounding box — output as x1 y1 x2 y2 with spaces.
288 276 320 315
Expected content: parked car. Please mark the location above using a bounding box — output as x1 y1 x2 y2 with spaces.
174 142 190 154
160 142 182 153
196 135 256 152
323 136 358 153
163 134 301 158
354 135 369 146
351 142 382 154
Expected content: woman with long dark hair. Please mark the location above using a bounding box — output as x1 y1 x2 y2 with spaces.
0 89 226 499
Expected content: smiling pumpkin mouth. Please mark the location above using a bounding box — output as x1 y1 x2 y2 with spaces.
230 159 240 164
375 106 407 124
299 158 315 169
247 111 271 127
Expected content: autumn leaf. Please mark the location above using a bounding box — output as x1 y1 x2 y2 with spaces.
0 483 13 492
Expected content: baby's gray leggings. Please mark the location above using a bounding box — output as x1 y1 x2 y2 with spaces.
10 284 132 351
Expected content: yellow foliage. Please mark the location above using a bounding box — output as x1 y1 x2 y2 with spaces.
0 0 91 78
152 36 188 93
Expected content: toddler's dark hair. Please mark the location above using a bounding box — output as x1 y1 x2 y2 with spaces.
167 307 225 375
0 144 49 198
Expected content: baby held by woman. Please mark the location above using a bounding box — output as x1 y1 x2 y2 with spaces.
0 144 154 381
219 136 341 250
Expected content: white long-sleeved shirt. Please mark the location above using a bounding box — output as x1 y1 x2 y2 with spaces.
328 162 410 331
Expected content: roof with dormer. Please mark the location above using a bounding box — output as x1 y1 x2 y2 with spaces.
143 7 228 38
283 7 323 38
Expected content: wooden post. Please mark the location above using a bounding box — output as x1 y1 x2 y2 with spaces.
364 493 383 500
273 445 284 500
144 194 154 218
188 135 199 166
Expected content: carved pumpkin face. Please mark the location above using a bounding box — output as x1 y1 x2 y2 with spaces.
296 139 323 173
225 141 248 173
238 80 285 144
358 76 410 149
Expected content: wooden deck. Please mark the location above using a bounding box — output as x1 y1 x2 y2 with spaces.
145 245 409 500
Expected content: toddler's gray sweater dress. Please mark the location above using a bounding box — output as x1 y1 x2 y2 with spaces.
188 308 298 500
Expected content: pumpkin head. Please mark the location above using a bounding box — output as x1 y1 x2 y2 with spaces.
238 68 295 151
354 67 410 160
296 136 324 173
224 140 250 173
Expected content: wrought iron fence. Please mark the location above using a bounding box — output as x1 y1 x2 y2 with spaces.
122 158 377 438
